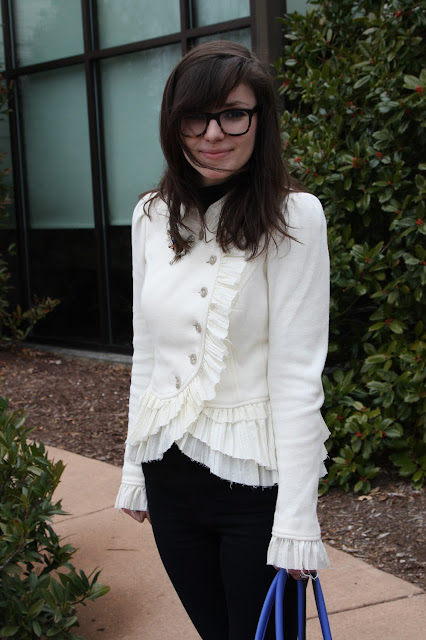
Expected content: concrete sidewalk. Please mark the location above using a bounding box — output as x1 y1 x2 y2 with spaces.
48 445 425 640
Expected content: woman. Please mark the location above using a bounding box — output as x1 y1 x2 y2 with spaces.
115 41 330 640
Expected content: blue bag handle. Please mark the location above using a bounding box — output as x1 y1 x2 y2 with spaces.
254 569 332 640
312 574 332 640
297 580 306 640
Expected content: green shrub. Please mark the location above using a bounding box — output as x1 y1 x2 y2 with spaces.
0 396 109 638
0 237 59 345
275 0 426 492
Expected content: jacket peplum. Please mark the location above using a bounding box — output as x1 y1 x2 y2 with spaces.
115 190 331 570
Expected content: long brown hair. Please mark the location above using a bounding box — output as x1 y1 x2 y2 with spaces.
146 41 301 259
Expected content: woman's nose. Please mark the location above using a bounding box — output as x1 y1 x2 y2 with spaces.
204 118 225 140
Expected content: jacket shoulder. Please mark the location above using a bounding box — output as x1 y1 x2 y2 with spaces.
132 192 168 227
285 192 325 230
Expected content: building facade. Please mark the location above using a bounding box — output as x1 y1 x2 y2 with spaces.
1 0 307 353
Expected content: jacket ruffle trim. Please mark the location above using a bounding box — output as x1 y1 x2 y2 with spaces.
130 400 278 473
184 403 277 467
126 251 250 462
176 433 278 486
267 536 330 570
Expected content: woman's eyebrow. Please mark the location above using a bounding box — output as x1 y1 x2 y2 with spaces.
222 100 251 108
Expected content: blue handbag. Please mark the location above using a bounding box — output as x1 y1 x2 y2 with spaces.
255 569 332 640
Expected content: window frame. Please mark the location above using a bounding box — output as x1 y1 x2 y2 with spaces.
0 0 285 351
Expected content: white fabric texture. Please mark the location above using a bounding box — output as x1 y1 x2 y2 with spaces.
267 536 330 570
115 191 331 570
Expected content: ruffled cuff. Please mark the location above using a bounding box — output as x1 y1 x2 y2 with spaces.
114 482 148 511
267 536 330 570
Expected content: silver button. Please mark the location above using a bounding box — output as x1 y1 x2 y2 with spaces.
207 255 217 265
200 287 208 298
194 322 202 333
189 354 197 365
175 376 181 389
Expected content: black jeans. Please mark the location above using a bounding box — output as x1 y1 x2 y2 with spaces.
143 444 303 640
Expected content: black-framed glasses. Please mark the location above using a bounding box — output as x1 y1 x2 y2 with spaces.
180 107 258 138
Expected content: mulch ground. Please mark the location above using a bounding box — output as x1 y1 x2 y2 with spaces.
1 346 425 592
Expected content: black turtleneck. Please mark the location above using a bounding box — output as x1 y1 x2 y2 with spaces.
198 181 232 213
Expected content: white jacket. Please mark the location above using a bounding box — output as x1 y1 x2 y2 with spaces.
115 190 331 570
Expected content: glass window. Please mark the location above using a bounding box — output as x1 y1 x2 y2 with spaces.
13 0 84 67
101 44 181 226
108 226 132 346
196 29 251 50
97 0 181 49
286 0 309 12
29 228 101 343
0 90 17 306
0 24 5 71
0 96 15 230
20 65 100 343
191 0 250 27
20 66 94 229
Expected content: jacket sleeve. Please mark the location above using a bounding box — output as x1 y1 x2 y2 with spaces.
115 198 154 511
266 192 330 570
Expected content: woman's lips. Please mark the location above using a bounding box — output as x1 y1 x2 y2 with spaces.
200 149 231 160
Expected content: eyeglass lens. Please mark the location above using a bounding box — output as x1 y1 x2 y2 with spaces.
181 109 252 137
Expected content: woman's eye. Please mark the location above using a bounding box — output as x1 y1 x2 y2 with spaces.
223 110 246 120
185 114 205 122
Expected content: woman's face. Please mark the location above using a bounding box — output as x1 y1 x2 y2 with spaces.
181 83 258 186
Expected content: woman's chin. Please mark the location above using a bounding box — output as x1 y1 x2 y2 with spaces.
199 170 233 186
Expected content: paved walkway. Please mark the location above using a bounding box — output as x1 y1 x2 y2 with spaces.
49 445 425 640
